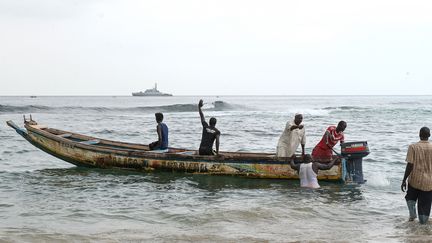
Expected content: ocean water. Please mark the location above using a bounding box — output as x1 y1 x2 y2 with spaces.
1 95 432 242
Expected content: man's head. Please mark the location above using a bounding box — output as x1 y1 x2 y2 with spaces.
303 154 312 163
155 113 164 123
209 117 217 126
336 120 347 133
294 113 303 126
420 127 430 141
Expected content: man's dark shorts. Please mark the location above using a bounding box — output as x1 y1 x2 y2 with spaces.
406 184 432 217
199 148 215 155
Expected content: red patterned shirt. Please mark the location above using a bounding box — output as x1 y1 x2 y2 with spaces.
312 126 344 159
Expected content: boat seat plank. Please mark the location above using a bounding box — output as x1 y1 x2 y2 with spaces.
30 125 48 129
176 151 196 155
59 133 73 138
147 149 169 153
80 139 100 145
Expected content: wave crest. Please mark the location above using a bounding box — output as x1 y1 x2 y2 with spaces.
0 102 241 114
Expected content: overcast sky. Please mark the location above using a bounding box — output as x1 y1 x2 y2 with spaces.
0 0 431 95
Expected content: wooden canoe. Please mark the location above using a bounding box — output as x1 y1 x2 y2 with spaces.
6 119 344 181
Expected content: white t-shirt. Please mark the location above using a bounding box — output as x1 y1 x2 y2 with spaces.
299 163 320 188
276 121 306 157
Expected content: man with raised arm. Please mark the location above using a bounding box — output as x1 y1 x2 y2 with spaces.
401 127 432 224
198 99 220 155
290 154 339 189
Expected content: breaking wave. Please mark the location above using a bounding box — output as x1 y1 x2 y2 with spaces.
322 106 369 111
322 105 431 113
0 105 51 113
0 102 243 114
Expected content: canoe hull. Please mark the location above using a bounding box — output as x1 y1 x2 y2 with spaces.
7 120 344 181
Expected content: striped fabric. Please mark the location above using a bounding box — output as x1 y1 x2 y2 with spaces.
406 141 432 191
311 126 344 160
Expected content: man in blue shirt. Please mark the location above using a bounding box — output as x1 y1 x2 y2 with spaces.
149 112 169 150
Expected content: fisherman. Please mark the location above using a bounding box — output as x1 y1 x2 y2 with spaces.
198 99 220 155
290 154 339 188
276 113 306 158
311 121 346 161
149 112 169 150
401 127 432 224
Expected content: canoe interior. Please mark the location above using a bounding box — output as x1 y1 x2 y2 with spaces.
38 126 283 161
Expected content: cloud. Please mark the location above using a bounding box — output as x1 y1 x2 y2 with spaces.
0 0 431 95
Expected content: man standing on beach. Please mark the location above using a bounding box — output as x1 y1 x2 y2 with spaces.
401 127 432 224
276 113 306 158
311 121 346 161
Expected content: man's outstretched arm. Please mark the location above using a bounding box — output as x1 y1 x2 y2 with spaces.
316 157 338 170
198 99 206 125
290 159 300 171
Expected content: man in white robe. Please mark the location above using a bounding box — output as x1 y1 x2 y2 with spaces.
276 113 306 157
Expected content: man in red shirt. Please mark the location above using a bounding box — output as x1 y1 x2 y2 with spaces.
311 121 347 161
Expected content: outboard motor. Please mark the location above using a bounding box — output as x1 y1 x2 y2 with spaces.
341 141 370 183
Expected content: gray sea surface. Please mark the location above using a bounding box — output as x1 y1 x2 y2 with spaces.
1 95 432 242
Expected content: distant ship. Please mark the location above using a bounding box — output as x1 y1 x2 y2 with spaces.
132 83 172 97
